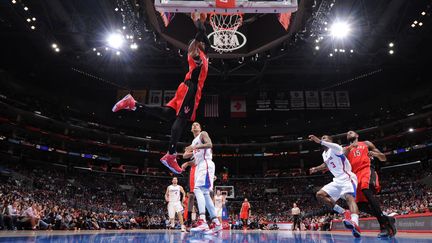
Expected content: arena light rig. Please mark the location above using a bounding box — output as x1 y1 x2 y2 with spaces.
330 21 351 39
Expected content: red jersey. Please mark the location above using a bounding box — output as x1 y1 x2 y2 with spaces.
166 50 208 121
240 202 250 214
346 141 371 174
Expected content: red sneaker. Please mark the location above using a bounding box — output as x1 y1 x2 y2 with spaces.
343 219 361 238
112 94 136 112
190 219 209 232
160 153 182 174
205 221 222 234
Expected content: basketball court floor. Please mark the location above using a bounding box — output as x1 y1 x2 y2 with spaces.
0 230 431 243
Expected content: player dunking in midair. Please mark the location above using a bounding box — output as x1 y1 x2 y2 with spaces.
309 135 361 238
182 122 222 234
112 14 211 174
345 131 397 238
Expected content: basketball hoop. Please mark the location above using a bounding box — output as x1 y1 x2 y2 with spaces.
208 13 245 53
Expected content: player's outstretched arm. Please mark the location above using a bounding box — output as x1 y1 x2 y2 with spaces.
364 140 386 161
309 135 343 154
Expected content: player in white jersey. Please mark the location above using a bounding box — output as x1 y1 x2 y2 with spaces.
213 189 225 225
309 135 361 238
165 177 186 232
182 122 222 234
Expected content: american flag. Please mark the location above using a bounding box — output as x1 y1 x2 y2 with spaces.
204 95 219 117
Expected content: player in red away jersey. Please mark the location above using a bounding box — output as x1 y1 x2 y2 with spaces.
345 131 397 238
112 14 211 174
240 198 251 230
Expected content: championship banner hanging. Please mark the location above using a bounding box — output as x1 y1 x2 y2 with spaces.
305 91 320 109
321 91 336 109
256 91 272 111
290 91 305 110
335 91 350 109
148 90 163 107
274 91 289 111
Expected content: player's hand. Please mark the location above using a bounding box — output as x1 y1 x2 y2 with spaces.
181 163 190 171
185 146 195 152
368 151 379 157
309 167 317 174
308 135 321 144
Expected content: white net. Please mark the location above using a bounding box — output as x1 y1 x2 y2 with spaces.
209 13 244 53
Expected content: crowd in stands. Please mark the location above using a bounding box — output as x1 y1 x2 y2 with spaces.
1 159 431 231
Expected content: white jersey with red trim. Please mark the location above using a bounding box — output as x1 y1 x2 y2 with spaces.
191 132 212 164
322 146 356 184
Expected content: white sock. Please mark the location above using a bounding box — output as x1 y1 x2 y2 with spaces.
351 214 359 225
333 204 345 214
200 214 206 220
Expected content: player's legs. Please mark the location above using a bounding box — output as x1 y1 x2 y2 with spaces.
168 203 175 228
191 186 210 232
316 183 345 215
168 117 188 155
186 193 195 227
357 169 396 237
216 207 222 226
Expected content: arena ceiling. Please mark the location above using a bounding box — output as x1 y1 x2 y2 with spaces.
0 0 431 92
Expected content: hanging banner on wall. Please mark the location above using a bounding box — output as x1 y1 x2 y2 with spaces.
256 91 272 111
148 90 163 107
274 91 289 111
321 91 336 109
290 91 305 110
335 91 350 108
305 91 320 109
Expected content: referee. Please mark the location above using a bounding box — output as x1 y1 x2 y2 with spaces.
291 203 301 231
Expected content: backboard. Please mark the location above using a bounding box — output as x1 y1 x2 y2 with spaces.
155 0 298 14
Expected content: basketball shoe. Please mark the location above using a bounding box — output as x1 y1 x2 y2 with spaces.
190 219 209 233
205 221 222 234
112 94 136 112
343 210 361 238
160 153 182 174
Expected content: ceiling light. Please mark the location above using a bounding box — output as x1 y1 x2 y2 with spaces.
52 43 58 48
421 12 426 16
389 50 394 55
130 43 138 50
418 22 423 26
330 21 351 39
97 52 101 56
315 46 320 50
24 6 28 11
389 42 394 47
30 25 35 30
55 48 60 52
27 18 31 22
106 33 124 49
116 51 121 56
92 48 96 51
32 17 36 21
408 128 414 132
